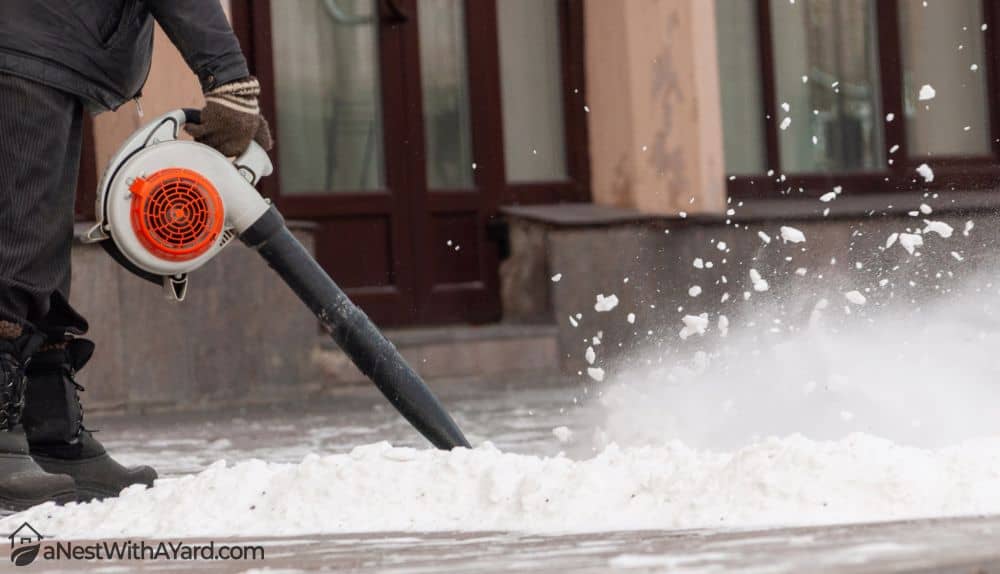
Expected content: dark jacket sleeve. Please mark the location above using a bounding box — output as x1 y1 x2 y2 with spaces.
145 0 250 91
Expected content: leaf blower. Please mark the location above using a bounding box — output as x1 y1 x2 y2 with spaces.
83 109 470 450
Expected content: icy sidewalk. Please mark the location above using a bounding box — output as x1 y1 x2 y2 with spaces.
4 376 1000 571
4 375 1000 537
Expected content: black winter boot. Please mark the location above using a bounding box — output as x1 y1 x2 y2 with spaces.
0 333 76 511
23 338 157 502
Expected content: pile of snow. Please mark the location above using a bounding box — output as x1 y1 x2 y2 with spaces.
8 435 1000 539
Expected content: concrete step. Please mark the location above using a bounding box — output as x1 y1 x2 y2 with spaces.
313 323 561 385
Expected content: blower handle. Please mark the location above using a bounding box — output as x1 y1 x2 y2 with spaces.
239 207 472 450
182 108 202 125
178 108 273 186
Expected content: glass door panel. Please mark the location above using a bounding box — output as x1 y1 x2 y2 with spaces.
899 0 991 157
418 0 475 189
497 0 568 182
271 0 385 194
770 0 884 173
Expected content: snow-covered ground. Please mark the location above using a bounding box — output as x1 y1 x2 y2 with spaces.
10 433 1000 539
6 215 1000 567
10 274 1000 540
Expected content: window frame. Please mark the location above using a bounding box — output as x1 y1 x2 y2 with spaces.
728 0 1000 200
230 0 590 207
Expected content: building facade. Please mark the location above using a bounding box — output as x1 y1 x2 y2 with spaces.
72 1 1000 407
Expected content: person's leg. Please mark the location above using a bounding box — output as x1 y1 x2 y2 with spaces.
0 74 83 335
0 75 158 501
0 73 82 509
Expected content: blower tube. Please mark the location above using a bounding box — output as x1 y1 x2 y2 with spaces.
239 207 471 450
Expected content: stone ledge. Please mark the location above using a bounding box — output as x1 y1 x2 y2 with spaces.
318 323 560 349
503 189 1000 230
73 219 319 242
732 190 1000 222
501 204 664 228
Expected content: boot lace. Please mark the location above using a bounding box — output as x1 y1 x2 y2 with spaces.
0 352 28 430
64 364 92 437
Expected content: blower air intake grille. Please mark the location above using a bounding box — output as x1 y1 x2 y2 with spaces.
129 168 224 262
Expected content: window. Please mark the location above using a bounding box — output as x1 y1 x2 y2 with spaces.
771 0 884 173
270 0 385 194
716 0 766 175
716 0 999 198
497 0 569 182
899 0 991 158
418 0 475 190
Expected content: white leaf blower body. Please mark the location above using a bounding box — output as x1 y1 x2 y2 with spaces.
84 109 471 450
84 109 273 300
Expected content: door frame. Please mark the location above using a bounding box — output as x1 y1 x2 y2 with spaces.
231 0 591 325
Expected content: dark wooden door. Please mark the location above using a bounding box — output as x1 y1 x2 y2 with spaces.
240 0 501 325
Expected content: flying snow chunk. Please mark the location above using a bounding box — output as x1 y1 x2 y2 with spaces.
916 163 934 183
626 313 636 324
552 426 573 443
844 291 867 306
693 258 705 269
795 267 808 276
688 285 702 297
718 315 729 338
780 226 806 243
568 315 579 328
964 220 975 236
923 220 953 238
679 313 710 340
919 203 932 215
584 346 596 365
898 233 924 255
594 294 619 312
757 231 772 244
780 117 792 130
951 251 964 262
586 367 605 382
819 191 837 202
716 241 728 252
551 273 562 283
886 232 899 249
749 269 769 292
918 84 936 101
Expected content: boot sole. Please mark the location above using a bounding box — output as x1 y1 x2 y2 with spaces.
0 489 78 514
76 485 123 503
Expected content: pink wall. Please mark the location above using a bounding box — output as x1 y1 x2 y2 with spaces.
584 0 727 215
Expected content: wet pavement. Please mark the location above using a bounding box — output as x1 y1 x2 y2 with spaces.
5 376 1000 573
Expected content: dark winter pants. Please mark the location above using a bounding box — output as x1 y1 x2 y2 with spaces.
0 73 88 340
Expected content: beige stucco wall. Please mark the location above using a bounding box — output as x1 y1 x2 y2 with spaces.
585 0 727 216
91 25 204 175
90 0 233 181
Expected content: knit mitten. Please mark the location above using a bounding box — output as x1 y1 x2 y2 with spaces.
185 76 273 157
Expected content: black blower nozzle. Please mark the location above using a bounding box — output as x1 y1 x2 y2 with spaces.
240 207 471 450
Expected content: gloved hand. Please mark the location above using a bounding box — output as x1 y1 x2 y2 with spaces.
185 76 273 157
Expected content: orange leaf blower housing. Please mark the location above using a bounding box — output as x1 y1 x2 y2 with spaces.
129 168 225 262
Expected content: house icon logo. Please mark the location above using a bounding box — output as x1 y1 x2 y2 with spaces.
8 522 43 566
